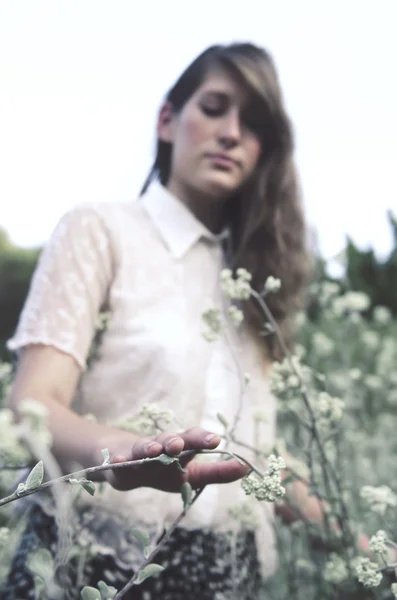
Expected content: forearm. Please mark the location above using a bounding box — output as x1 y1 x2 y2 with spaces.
12 394 137 480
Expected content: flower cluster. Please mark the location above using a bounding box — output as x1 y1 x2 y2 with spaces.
316 392 344 429
315 281 341 307
331 291 371 316
220 268 252 300
373 306 392 325
227 305 244 328
18 398 52 448
114 403 175 436
311 331 335 357
202 307 223 342
369 530 388 556
323 552 349 584
228 501 259 529
354 557 382 588
361 330 379 351
242 455 286 502
0 409 31 468
263 276 281 294
360 485 397 515
270 355 303 396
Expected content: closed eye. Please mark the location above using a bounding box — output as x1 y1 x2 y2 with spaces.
201 105 227 118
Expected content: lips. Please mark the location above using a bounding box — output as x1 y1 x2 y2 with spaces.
206 153 240 168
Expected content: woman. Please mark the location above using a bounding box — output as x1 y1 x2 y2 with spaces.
3 42 309 599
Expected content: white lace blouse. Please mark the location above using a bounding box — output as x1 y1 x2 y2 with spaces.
7 181 278 577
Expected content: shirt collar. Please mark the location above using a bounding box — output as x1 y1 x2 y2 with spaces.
139 180 230 259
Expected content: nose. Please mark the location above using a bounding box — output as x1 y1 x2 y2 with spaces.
218 108 241 149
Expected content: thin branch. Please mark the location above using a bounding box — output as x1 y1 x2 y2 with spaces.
114 487 205 599
251 289 355 553
0 449 263 509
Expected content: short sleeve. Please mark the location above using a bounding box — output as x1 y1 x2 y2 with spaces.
6 206 115 370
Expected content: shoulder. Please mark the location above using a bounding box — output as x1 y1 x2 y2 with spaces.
58 198 150 238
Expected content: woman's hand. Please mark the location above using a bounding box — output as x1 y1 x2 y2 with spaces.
103 427 249 492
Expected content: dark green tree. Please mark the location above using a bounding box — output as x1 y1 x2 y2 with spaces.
0 228 40 360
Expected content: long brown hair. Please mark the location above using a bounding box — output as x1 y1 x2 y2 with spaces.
141 43 311 362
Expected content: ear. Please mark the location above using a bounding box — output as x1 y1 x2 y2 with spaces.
157 101 175 143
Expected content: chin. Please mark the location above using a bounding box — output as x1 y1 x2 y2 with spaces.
198 174 241 200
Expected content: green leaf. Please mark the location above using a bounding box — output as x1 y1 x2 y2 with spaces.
217 412 229 428
131 528 151 559
25 460 44 490
181 481 193 510
134 563 165 585
69 477 96 496
157 454 179 466
101 448 110 466
28 548 54 583
156 454 185 472
80 587 101 600
97 580 117 599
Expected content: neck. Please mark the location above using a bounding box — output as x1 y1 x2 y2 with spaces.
166 179 227 235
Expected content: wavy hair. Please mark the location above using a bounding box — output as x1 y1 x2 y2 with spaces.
141 43 311 362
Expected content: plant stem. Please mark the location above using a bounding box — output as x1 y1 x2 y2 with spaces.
114 487 205 599
0 450 262 509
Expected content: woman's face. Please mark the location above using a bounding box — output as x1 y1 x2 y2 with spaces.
158 67 263 202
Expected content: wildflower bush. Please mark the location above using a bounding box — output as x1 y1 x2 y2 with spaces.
1 267 397 599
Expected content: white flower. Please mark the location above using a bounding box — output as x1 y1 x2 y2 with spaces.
264 276 281 293
295 558 316 574
236 268 252 282
294 343 306 359
369 530 388 556
373 306 392 325
360 485 397 515
349 368 362 381
202 307 223 341
361 331 379 350
242 454 286 502
312 332 335 357
286 375 300 389
354 557 382 587
0 408 37 466
19 398 49 428
18 398 52 448
228 501 259 529
227 305 244 328
294 312 306 328
323 553 349 584
267 454 286 472
332 291 370 316
318 281 341 305
316 392 344 425
220 268 251 300
115 403 175 435
391 582 397 599
364 375 382 391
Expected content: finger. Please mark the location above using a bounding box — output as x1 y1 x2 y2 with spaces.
179 427 221 451
126 438 163 461
154 432 185 456
187 459 249 488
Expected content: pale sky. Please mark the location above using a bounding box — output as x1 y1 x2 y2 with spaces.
0 0 396 264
